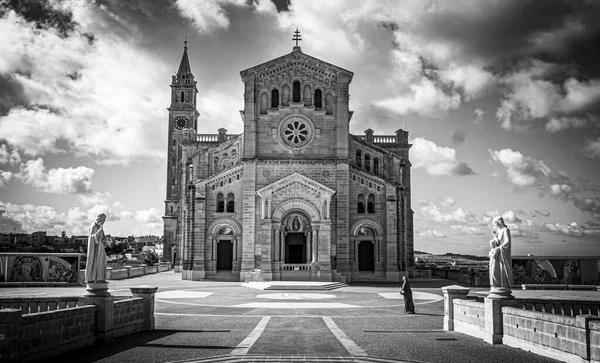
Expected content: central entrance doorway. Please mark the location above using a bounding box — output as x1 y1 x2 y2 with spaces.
285 233 307 263
217 240 233 270
358 241 374 271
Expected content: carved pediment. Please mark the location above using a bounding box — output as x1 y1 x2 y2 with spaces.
256 172 336 201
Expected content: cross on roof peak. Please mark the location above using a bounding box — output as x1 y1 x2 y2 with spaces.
292 28 302 47
184 36 188 49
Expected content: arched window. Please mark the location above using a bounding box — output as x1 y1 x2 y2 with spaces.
356 150 361 168
271 89 279 108
325 93 333 115
303 85 311 106
213 157 219 173
367 194 375 213
180 91 184 103
216 193 224 213
282 84 290 106
260 93 268 114
373 158 379 176
231 149 237 159
364 154 370 172
292 81 301 102
314 89 323 109
226 193 235 212
222 153 228 170
357 194 365 214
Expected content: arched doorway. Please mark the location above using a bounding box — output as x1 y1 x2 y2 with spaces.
216 226 234 271
357 227 375 271
350 220 383 274
282 212 311 264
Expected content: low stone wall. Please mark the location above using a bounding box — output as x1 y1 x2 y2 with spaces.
442 285 600 362
0 305 97 361
502 307 600 362
522 284 598 291
111 298 145 338
0 297 81 314
591 321 600 362
0 286 158 362
453 299 486 340
79 263 171 283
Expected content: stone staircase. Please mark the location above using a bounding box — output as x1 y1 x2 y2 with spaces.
264 282 348 290
205 271 240 282
350 272 390 283
172 354 415 362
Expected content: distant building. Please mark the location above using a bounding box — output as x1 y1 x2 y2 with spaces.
31 231 47 246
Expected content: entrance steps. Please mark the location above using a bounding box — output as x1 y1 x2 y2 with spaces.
205 271 240 282
245 281 348 290
174 354 413 362
351 272 389 283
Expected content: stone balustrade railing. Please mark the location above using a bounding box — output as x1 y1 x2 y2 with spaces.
0 297 81 314
281 264 312 271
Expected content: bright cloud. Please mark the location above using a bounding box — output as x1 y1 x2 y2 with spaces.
79 192 111 206
133 207 163 235
0 170 13 188
411 138 475 176
583 138 600 159
417 229 447 238
450 225 484 235
489 148 550 187
174 0 245 34
0 4 168 165
19 158 94 194
0 143 21 165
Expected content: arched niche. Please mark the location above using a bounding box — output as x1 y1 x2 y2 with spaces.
272 198 321 223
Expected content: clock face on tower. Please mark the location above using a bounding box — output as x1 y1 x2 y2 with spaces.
174 116 188 130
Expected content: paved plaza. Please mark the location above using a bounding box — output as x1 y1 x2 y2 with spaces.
1 272 585 362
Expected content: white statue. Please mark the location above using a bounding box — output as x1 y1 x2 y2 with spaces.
85 213 108 283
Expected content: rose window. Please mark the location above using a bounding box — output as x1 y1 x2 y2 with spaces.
278 114 315 150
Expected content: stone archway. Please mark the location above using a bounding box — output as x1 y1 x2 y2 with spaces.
207 217 242 274
350 219 384 273
281 211 312 264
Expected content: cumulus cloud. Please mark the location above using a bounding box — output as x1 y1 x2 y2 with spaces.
133 208 163 235
411 138 475 176
419 204 480 224
583 138 600 159
0 143 21 165
0 170 13 188
450 225 484 235
79 192 111 206
0 3 168 164
174 0 246 34
417 229 447 238
496 62 600 131
18 158 94 194
489 148 553 188
0 200 119 235
473 108 484 124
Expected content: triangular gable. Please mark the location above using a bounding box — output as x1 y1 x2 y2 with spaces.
256 172 336 199
240 48 353 81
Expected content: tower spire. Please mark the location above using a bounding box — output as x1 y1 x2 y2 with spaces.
177 38 192 77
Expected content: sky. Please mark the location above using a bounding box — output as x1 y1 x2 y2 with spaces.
0 0 599 256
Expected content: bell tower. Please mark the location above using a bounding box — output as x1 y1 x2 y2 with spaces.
163 40 199 267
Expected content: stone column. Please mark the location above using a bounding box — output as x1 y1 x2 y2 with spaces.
79 288 115 342
441 285 470 331
130 285 159 331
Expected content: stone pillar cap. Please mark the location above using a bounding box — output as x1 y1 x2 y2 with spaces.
130 285 159 293
441 285 471 294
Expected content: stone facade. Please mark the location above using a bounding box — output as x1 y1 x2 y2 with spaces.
163 43 414 282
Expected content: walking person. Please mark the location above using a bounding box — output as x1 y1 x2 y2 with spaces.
400 276 415 314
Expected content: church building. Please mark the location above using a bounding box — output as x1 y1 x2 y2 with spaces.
163 35 414 282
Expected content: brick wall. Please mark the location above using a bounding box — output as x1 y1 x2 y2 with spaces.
453 299 486 339
502 306 598 361
112 298 145 338
591 321 600 362
14 306 96 361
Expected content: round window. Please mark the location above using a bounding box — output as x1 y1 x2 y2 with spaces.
278 114 315 150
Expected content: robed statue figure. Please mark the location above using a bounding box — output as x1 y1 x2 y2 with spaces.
488 216 513 288
85 213 108 283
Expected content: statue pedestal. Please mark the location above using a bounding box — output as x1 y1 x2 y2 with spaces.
84 281 111 297
487 286 514 300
